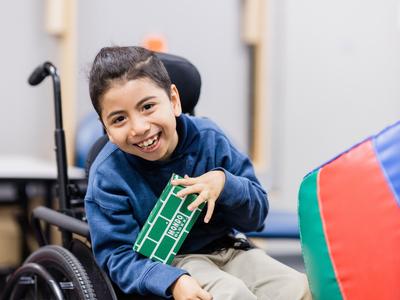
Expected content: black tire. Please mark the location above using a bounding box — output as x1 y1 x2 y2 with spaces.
69 239 165 300
23 245 97 300
69 239 117 300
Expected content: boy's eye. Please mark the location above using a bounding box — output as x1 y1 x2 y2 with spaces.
112 116 125 124
143 103 154 111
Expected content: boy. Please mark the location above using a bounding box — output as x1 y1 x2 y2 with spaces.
85 46 311 299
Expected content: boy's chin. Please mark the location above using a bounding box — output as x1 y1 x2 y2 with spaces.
138 154 160 161
129 149 170 162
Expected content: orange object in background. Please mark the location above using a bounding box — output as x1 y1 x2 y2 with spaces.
142 35 168 53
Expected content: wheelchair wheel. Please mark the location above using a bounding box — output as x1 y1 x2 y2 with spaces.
20 245 97 300
69 239 166 300
2 262 64 300
69 239 117 300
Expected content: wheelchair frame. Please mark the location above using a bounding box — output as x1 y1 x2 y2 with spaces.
1 53 201 299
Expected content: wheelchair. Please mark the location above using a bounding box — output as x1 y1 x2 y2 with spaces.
1 52 200 300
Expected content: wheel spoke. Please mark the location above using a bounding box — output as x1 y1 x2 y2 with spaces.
18 275 36 285
59 281 74 290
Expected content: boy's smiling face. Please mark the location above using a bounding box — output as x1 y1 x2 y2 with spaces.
101 77 182 161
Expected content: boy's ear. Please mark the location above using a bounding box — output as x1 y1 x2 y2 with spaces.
170 84 182 117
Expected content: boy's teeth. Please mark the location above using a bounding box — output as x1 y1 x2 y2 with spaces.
138 135 158 148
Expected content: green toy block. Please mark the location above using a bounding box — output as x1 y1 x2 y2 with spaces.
133 174 205 264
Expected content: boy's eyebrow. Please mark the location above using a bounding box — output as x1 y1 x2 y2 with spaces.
135 96 156 109
106 110 124 120
105 96 156 120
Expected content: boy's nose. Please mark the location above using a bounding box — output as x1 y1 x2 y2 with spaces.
129 118 150 136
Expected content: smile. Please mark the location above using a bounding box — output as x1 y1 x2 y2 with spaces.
136 133 160 149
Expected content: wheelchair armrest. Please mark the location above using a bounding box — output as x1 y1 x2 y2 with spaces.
32 206 90 245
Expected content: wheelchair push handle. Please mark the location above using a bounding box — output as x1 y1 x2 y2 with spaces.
28 62 64 130
28 62 70 213
28 61 54 86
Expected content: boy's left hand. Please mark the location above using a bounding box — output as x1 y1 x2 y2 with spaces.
172 171 226 223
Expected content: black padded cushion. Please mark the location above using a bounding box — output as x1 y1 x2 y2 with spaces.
85 135 108 177
156 52 201 115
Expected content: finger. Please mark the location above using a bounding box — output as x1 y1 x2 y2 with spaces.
188 191 209 211
198 289 213 300
172 176 197 187
176 184 202 198
203 200 215 223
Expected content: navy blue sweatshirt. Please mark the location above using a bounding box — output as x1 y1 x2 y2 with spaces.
85 114 268 297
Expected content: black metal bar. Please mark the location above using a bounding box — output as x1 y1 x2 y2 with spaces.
31 211 48 247
1 262 64 300
16 182 31 260
46 63 69 212
29 62 72 246
32 206 90 239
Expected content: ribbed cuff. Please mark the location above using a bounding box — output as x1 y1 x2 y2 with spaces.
142 263 188 298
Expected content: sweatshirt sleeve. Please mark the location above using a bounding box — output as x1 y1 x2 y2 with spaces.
85 172 187 297
212 134 269 233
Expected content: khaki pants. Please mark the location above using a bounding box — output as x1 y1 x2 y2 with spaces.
172 248 312 300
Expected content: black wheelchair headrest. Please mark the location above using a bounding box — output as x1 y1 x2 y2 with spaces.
156 52 201 115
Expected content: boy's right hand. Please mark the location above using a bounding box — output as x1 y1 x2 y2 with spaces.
171 274 212 300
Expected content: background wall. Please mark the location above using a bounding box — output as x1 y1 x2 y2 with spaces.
268 0 400 209
1 0 400 212
0 1 57 160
